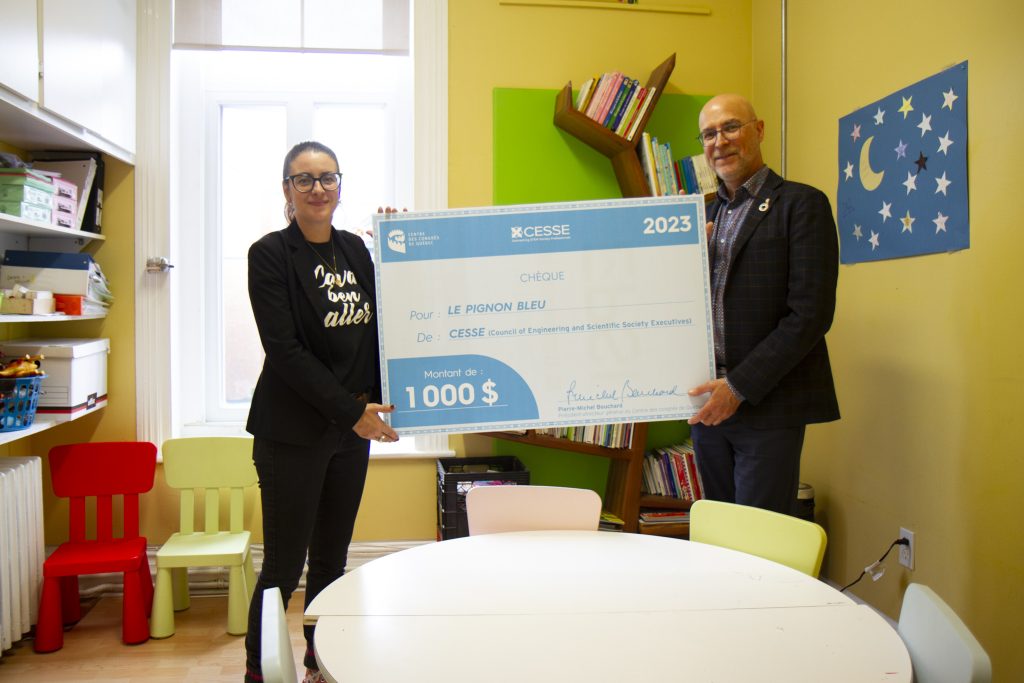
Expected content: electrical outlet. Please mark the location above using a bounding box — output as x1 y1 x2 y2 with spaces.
898 527 915 570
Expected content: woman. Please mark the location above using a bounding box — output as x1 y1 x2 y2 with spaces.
244 141 398 683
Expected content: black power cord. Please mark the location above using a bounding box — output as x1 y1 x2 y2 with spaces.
839 537 910 593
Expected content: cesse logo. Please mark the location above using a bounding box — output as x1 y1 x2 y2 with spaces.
510 224 570 239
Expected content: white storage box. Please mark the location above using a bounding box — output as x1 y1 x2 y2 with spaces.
0 338 109 421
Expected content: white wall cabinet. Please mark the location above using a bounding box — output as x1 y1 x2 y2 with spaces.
40 0 136 155
0 0 136 162
0 0 40 102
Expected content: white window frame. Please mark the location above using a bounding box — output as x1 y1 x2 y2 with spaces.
135 0 451 457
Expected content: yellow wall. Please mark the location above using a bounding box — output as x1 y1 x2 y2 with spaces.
448 0 753 209
766 0 1023 677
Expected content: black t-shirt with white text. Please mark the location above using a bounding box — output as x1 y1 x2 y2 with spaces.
301 234 376 396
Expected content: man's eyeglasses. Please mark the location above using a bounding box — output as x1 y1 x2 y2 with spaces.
697 120 757 146
285 172 342 193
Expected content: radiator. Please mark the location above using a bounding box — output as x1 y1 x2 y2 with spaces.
0 456 44 656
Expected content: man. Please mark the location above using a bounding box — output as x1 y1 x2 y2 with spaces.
686 94 840 515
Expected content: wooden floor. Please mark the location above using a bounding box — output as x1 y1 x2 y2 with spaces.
0 593 309 682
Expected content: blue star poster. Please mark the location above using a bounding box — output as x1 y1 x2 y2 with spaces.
837 62 968 264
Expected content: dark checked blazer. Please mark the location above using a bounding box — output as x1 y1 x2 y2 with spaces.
246 221 382 446
710 168 841 428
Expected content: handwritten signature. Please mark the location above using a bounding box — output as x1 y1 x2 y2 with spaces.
565 379 684 405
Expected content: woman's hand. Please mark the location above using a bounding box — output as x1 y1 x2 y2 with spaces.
352 402 400 443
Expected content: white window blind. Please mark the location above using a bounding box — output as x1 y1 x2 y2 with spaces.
173 0 409 54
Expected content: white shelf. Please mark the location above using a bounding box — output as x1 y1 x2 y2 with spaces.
0 312 106 323
0 87 134 165
0 403 105 446
0 212 105 243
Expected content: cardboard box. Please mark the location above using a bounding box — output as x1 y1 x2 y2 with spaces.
50 177 77 202
0 338 109 421
0 201 51 223
0 296 56 315
0 183 53 206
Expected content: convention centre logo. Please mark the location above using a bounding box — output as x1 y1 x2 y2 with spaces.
387 228 407 254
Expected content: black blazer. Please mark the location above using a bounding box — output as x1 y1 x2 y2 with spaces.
710 169 840 428
246 222 381 446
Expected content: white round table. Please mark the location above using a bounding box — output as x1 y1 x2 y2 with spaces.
307 530 911 682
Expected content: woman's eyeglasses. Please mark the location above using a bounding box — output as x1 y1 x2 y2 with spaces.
285 172 342 193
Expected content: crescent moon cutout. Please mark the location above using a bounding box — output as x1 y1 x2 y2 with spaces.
860 136 884 191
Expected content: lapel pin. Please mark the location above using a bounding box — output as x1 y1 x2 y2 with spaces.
758 198 771 212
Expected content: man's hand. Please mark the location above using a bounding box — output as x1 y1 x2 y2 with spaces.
706 220 714 241
687 378 741 426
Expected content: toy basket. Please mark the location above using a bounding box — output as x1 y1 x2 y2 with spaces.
0 375 45 432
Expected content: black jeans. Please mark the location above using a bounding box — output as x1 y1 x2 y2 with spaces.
244 428 370 680
691 420 805 515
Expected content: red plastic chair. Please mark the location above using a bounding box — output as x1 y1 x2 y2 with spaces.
34 442 158 653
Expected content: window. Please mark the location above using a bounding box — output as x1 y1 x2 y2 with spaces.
173 49 412 426
146 0 449 456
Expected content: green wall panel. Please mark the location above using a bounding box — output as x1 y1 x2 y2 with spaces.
490 87 705 494
493 88 711 205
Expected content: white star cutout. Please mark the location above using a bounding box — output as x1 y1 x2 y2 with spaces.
942 88 958 110
869 231 880 250
935 172 952 195
917 113 932 137
879 201 892 222
933 212 948 233
853 224 863 240
901 210 915 233
844 161 854 180
873 108 885 125
851 124 862 142
903 171 918 195
894 140 908 160
937 131 954 155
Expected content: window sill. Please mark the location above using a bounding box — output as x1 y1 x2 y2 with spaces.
177 422 451 460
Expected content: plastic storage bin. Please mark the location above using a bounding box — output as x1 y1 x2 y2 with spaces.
0 375 45 432
436 456 530 540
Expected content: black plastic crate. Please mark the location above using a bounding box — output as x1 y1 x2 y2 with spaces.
436 456 529 540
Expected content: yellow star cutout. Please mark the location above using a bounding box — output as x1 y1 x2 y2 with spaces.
898 96 914 119
900 210 915 233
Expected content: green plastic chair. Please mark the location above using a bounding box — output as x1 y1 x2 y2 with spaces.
688 499 827 577
150 437 258 638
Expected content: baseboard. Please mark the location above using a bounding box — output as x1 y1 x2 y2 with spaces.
71 540 430 598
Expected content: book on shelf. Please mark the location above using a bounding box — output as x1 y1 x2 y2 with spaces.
640 440 703 502
534 423 633 449
613 85 645 137
575 76 597 111
605 77 638 130
625 86 656 141
594 72 625 126
639 132 660 196
599 511 625 532
676 154 718 197
584 72 611 120
639 510 690 524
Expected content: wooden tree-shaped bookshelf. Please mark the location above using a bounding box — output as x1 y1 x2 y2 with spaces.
487 54 696 536
552 53 676 198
